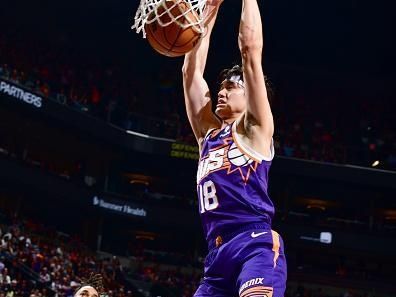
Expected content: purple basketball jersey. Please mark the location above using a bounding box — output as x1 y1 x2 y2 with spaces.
197 122 275 244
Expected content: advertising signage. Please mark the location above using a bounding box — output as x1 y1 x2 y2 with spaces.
170 142 199 160
90 195 197 226
92 196 147 218
0 79 43 108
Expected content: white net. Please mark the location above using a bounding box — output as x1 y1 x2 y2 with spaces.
132 0 207 38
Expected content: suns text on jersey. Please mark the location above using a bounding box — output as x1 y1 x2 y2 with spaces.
197 147 227 183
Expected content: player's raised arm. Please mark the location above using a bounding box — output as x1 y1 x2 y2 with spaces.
238 0 274 151
182 1 222 145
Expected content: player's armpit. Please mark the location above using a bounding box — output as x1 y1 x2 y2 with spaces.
242 58 274 139
236 113 273 159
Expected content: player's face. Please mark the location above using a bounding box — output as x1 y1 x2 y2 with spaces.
215 81 246 119
74 286 99 297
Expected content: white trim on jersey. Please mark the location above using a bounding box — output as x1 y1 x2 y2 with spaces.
204 128 217 140
231 122 275 162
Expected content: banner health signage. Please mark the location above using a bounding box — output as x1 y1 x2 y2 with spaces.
92 196 147 218
0 79 43 108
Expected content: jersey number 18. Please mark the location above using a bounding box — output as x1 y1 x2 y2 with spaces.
198 180 219 213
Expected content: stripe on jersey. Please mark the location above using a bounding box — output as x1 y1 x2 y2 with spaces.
204 128 217 140
231 122 275 162
240 286 274 297
271 230 280 268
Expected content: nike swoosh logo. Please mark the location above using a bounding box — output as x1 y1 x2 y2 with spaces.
251 231 268 238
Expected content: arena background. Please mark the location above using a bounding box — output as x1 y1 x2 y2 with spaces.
0 0 396 296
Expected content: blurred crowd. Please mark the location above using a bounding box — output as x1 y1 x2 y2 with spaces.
122 228 395 297
0 215 133 297
0 32 395 170
0 206 393 297
133 265 201 297
287 284 370 297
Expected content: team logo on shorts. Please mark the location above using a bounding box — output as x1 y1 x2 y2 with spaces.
239 278 273 297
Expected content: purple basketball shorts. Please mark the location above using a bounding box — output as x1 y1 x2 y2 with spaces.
194 228 287 297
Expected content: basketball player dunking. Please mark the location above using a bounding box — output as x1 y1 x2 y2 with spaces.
182 0 287 296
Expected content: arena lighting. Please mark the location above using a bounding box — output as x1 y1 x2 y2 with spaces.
126 173 152 185
134 231 156 240
298 197 335 209
300 232 333 244
372 160 380 167
306 204 326 211
383 210 396 221
129 180 150 186
319 232 332 244
385 216 396 221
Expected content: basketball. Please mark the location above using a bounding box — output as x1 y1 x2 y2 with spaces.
144 0 202 57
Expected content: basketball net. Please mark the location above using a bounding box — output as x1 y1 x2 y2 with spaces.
132 0 206 38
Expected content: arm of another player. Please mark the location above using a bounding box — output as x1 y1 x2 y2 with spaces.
238 0 274 155
182 0 223 145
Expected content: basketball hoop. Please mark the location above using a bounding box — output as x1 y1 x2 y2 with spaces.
132 0 206 38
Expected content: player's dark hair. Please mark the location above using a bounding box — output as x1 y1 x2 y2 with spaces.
74 273 105 296
218 64 244 84
218 64 274 103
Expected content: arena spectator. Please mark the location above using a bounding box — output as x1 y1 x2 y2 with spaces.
0 32 395 170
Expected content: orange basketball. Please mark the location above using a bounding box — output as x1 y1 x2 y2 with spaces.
145 0 202 57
